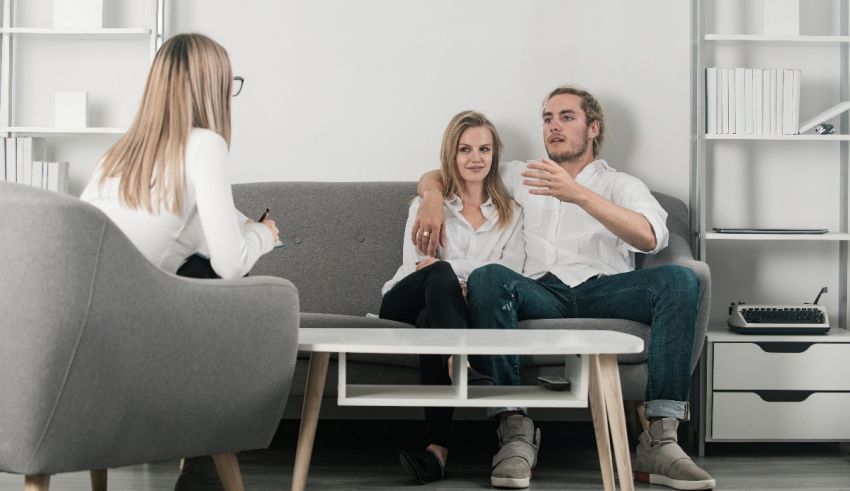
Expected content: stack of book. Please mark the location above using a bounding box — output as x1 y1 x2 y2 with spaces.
1 137 69 193
705 67 801 135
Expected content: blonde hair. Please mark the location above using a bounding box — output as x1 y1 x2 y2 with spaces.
98 33 233 214
543 84 605 158
439 111 513 228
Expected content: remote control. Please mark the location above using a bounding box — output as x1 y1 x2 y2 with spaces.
537 376 571 391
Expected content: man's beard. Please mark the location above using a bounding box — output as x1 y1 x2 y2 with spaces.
546 131 590 164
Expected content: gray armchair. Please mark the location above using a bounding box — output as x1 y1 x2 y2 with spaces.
0 182 300 490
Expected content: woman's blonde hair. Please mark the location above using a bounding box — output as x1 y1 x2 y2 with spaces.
98 33 233 214
439 110 513 228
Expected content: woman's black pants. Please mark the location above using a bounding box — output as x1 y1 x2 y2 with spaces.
378 261 469 448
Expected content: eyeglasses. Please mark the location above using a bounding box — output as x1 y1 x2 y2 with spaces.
233 76 245 97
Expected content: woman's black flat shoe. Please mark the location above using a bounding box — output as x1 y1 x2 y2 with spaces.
399 448 446 484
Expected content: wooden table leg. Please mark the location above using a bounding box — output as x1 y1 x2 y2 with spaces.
291 351 330 491
212 453 245 491
598 354 635 491
589 355 615 491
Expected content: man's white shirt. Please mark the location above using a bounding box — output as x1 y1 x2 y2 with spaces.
499 159 668 287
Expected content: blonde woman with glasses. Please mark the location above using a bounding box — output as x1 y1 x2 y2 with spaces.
80 33 277 490
380 110 524 484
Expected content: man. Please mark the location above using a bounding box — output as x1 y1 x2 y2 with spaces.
412 85 714 490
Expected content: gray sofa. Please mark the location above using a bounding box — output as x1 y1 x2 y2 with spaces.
234 182 710 420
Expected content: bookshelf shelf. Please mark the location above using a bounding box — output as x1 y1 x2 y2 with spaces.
0 27 150 39
705 34 850 45
705 232 850 241
0 127 126 135
705 134 850 140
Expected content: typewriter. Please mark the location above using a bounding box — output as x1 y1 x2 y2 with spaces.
727 287 830 334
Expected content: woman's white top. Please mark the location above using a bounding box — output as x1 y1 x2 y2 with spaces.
382 195 525 295
80 128 274 279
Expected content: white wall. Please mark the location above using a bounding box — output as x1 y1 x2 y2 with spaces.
21 1 844 326
12 0 691 202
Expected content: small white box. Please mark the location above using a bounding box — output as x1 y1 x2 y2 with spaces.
53 0 103 29
54 92 88 128
763 0 799 35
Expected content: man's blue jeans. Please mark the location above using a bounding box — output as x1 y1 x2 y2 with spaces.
466 264 699 421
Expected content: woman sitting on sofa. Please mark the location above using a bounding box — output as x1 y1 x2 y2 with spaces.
380 110 525 484
80 33 278 490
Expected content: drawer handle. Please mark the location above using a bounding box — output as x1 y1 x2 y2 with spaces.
754 390 815 402
755 342 814 353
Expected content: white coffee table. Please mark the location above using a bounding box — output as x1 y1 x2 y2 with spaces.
291 328 643 491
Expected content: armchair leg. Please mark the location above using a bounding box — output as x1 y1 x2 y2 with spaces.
90 469 107 491
212 452 244 491
24 475 50 491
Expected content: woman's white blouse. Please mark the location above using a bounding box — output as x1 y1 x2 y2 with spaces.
80 128 274 279
382 195 525 295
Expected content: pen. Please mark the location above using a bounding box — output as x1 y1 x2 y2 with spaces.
258 207 270 222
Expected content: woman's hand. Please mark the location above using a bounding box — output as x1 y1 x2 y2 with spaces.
261 218 280 243
415 256 438 271
412 192 445 256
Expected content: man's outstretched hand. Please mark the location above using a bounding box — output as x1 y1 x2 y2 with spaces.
411 194 446 256
522 159 587 204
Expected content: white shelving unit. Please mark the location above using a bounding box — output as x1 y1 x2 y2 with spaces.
0 0 165 137
691 0 850 454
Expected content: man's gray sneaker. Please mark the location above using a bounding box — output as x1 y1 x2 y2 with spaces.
634 418 715 490
491 414 541 489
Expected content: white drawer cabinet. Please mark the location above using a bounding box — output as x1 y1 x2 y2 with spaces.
701 327 850 451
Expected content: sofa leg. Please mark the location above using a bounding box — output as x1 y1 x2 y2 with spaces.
24 475 50 491
212 452 244 491
90 469 107 491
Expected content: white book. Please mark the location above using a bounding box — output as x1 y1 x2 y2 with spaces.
782 68 795 134
761 69 771 135
47 161 70 194
730 69 737 133
0 138 4 181
720 68 730 134
769 70 777 135
31 160 43 189
792 69 801 134
706 68 718 134
776 69 784 135
16 138 23 184
22 137 32 185
734 68 745 134
21 157 32 187
753 69 763 135
5 138 15 183
744 69 754 134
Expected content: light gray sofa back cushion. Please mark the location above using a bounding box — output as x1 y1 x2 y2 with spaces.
233 182 689 317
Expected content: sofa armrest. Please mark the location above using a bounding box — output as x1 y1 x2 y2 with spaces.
640 234 711 374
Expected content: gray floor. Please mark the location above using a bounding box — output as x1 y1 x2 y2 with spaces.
2 421 849 490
